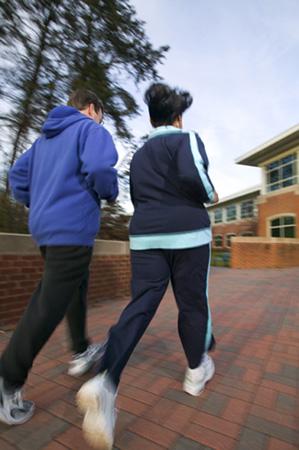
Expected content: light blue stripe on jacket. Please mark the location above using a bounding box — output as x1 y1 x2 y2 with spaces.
189 131 215 202
149 127 214 203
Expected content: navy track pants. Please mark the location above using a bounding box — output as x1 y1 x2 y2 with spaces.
98 244 215 387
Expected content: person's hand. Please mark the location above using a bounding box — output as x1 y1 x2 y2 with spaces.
212 192 219 204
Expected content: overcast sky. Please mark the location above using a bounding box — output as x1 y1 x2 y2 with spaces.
128 0 299 198
1 1 298 201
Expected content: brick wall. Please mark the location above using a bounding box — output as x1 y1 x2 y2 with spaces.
88 254 131 303
231 237 299 269
0 234 131 328
212 219 258 249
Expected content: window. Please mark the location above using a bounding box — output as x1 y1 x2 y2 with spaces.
270 216 296 238
214 209 223 224
226 233 236 247
226 205 237 222
214 235 223 247
241 200 254 218
266 153 297 192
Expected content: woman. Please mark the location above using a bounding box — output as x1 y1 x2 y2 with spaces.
77 82 219 450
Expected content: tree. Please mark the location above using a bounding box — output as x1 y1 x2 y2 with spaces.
99 201 130 241
0 0 74 189
98 135 150 240
0 0 169 192
68 0 168 140
98 142 136 241
0 191 28 233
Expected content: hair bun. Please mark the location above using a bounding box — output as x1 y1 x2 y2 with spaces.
144 83 193 127
144 83 171 105
180 91 193 110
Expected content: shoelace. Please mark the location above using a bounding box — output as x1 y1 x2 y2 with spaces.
87 345 99 356
72 348 90 361
73 344 102 361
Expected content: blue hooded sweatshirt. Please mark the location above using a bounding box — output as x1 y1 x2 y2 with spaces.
9 106 118 246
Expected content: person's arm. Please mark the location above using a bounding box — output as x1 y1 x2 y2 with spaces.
194 133 218 204
80 125 119 202
9 147 33 207
129 156 136 207
175 131 217 204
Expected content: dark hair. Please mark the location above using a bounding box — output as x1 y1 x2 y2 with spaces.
67 88 104 114
144 82 193 127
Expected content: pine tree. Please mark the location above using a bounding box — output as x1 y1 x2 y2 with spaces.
0 0 74 189
68 0 168 140
0 0 168 188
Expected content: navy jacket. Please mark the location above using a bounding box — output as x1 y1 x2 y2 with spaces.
129 126 215 249
9 106 118 246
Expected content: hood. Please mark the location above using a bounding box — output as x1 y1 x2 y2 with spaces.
42 106 88 138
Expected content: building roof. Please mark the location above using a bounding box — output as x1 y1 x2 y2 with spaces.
207 185 261 209
236 123 299 166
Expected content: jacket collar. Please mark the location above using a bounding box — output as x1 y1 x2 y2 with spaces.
148 125 183 140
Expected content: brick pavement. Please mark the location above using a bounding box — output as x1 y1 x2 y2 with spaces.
0 267 298 450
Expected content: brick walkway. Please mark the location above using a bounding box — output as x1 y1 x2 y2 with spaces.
0 267 298 450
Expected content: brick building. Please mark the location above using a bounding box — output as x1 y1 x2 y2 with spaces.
207 186 260 250
233 123 299 268
208 125 299 249
236 123 299 239
208 123 299 267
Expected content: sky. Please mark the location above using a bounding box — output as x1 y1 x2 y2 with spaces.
127 0 299 199
1 0 298 201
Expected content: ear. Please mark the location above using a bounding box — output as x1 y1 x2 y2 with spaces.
88 103 94 115
172 115 182 129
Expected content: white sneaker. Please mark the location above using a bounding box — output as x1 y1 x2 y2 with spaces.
183 353 215 396
68 343 106 377
0 378 35 425
77 373 117 450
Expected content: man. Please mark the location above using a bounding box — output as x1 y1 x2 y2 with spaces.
0 89 118 425
77 82 218 450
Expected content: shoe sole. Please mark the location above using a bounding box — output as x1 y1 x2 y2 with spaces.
0 404 35 426
183 363 215 397
77 383 112 450
68 361 94 377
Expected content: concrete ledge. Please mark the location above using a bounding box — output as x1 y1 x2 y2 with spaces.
0 233 130 256
0 233 39 254
93 239 129 256
232 236 299 244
